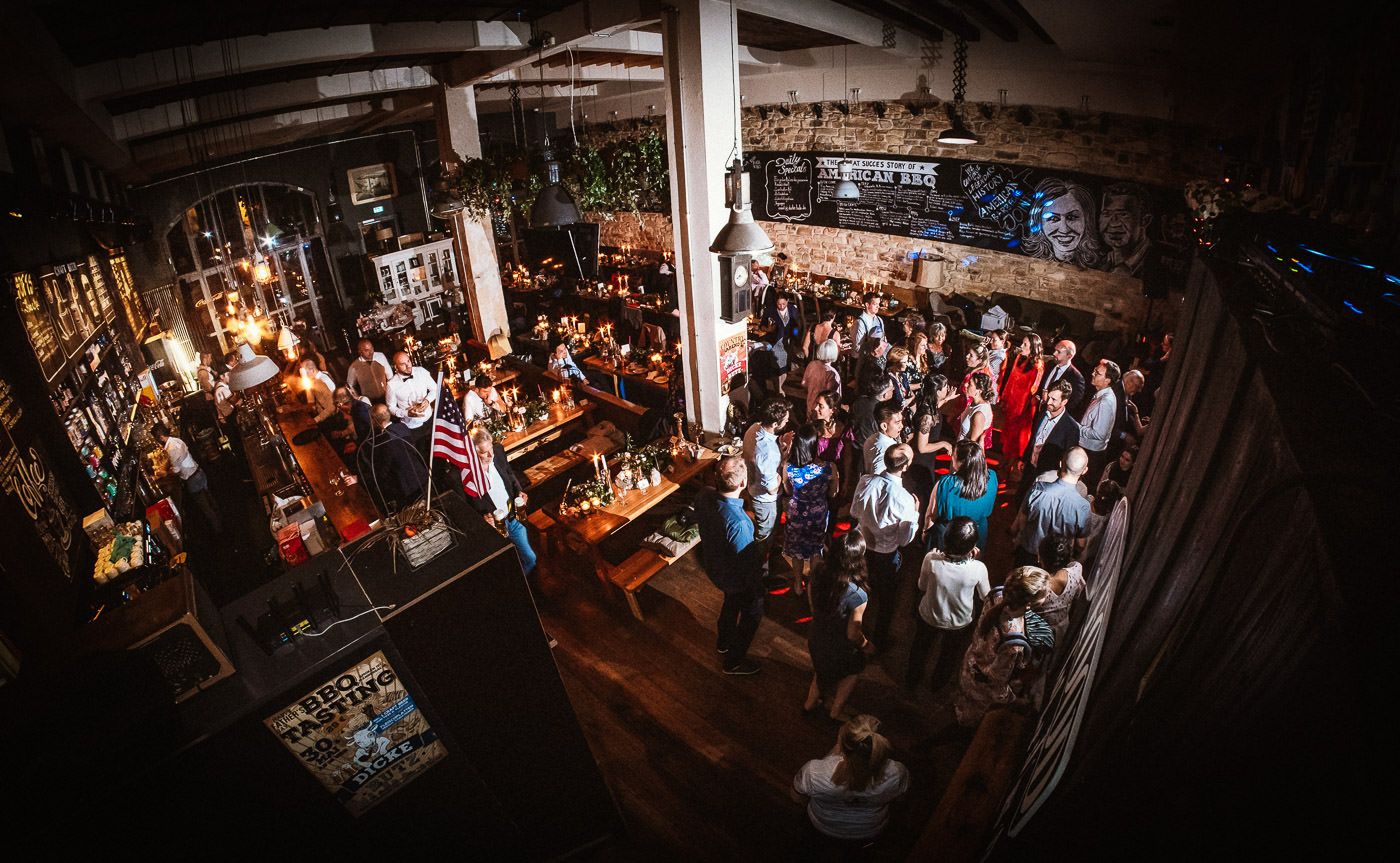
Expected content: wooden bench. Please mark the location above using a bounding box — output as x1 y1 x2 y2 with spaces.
606 533 701 621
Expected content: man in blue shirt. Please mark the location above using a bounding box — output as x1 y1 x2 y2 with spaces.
695 455 767 675
1011 447 1091 567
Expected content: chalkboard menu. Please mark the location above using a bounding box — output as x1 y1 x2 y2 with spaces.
744 150 1188 282
12 272 65 382
0 371 83 582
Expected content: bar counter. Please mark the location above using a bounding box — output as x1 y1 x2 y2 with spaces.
274 406 379 544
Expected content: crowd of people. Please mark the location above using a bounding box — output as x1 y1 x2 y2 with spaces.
696 289 1169 852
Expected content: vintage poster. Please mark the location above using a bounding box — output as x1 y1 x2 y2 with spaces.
718 332 747 396
264 649 447 816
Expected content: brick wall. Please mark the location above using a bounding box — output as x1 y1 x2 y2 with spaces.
581 102 1222 332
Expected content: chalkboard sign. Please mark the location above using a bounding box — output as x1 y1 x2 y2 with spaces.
745 150 1188 284
11 272 65 382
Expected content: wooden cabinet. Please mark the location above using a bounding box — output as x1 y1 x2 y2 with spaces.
368 239 457 328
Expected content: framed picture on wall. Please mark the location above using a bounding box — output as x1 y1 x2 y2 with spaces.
347 163 397 205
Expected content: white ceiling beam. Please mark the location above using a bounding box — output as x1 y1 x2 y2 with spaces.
110 66 438 142
736 0 926 57
76 22 528 103
442 0 662 87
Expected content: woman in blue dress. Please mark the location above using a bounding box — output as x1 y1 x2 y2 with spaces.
782 424 840 596
923 439 999 553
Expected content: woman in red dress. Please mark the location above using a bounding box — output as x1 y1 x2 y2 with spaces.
998 332 1044 480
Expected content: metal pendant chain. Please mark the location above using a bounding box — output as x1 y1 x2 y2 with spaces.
952 36 968 105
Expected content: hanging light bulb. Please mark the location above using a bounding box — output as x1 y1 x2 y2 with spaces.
252 253 272 284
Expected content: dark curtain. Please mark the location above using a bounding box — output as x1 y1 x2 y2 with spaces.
987 257 1389 859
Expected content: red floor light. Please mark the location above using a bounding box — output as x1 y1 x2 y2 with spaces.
794 616 813 625
768 585 792 596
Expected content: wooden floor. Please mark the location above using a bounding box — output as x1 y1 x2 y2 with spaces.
535 467 1022 860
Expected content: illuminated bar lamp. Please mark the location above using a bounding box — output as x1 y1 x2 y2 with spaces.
228 343 281 391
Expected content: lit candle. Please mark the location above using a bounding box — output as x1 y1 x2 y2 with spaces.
552 388 561 403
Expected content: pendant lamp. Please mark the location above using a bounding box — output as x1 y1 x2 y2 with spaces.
710 159 773 257
228 343 281 391
834 50 861 200
937 36 981 146
530 142 581 228
429 162 467 220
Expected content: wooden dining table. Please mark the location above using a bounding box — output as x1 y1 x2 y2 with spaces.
546 441 719 583
500 400 592 460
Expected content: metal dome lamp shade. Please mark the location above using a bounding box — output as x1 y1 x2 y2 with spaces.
834 160 862 200
709 160 773 256
936 36 981 146
227 343 281 391
429 162 466 220
530 143 580 228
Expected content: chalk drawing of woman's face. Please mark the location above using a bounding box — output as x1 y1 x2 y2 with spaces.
1041 195 1085 261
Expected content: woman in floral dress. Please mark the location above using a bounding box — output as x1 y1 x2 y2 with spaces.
783 424 841 595
954 566 1050 727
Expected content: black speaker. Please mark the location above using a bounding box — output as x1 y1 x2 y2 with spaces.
719 253 753 324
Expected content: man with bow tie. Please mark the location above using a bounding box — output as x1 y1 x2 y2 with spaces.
385 350 438 453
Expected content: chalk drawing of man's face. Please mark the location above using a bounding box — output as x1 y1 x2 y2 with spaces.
1041 195 1086 261
1100 194 1148 251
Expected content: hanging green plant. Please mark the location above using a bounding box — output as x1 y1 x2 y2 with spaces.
564 130 671 218
454 153 542 221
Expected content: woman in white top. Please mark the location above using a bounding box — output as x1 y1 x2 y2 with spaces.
957 371 995 451
793 714 909 851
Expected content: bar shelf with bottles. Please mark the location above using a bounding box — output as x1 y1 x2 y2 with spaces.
49 331 163 519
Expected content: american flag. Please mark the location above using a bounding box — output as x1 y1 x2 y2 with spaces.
431 389 484 498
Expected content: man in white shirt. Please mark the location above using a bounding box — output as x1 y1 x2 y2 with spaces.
863 405 904 476
907 516 989 692
153 422 222 532
742 398 791 546
384 351 438 450
1078 359 1120 489
849 292 885 381
466 427 537 577
463 374 510 421
851 444 919 645
345 338 392 402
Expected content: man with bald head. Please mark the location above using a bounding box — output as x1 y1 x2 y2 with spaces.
384 349 438 451
1037 339 1085 414
346 338 392 402
1011 446 1091 566
356 402 428 514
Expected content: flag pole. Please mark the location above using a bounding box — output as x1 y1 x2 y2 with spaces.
424 370 446 515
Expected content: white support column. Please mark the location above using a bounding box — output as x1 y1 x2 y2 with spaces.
435 83 509 347
662 0 749 435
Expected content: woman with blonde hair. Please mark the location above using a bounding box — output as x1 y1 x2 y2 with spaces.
953 565 1051 727
793 714 910 851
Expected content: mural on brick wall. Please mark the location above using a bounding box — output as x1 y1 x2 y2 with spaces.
745 150 1189 294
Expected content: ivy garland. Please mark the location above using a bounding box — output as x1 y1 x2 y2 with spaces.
453 131 671 222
